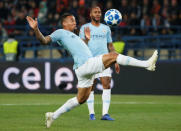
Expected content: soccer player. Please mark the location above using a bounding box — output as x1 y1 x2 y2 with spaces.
79 6 118 121
26 13 158 128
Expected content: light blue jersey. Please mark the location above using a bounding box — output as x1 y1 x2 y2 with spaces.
49 29 93 69
79 23 112 57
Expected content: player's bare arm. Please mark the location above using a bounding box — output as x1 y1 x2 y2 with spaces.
108 43 115 53
108 43 120 73
83 27 91 44
26 16 51 45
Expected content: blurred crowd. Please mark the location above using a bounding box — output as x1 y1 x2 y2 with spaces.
0 0 181 39
0 0 181 61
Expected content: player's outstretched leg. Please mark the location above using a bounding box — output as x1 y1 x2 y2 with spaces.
45 87 92 128
145 50 158 71
117 50 158 71
103 50 158 71
45 97 79 128
45 112 54 128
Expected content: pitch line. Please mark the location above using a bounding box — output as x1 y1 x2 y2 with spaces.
0 102 181 106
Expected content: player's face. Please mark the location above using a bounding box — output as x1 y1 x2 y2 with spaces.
63 16 77 31
90 7 102 23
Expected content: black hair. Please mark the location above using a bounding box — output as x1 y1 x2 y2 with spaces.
90 5 101 13
60 13 74 26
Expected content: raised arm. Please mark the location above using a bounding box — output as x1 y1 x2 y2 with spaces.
83 27 91 44
79 26 90 44
26 16 51 44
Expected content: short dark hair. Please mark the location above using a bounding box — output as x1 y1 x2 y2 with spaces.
60 13 73 26
90 5 101 12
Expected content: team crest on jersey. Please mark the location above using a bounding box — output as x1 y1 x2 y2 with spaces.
102 29 106 33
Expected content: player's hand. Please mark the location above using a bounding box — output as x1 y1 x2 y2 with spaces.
115 63 120 74
26 16 38 30
84 27 90 41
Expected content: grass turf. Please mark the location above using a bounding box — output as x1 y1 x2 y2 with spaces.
0 93 181 131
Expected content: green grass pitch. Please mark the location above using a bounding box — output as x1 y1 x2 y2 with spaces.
0 93 181 131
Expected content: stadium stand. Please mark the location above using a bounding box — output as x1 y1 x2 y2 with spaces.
0 0 181 61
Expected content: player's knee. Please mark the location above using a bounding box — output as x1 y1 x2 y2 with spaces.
102 77 111 89
103 84 110 89
77 96 88 104
102 81 111 89
78 98 86 104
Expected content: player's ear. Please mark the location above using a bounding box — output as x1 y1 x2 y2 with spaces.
62 21 66 27
90 13 92 18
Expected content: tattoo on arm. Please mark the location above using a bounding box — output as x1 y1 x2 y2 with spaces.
34 28 51 44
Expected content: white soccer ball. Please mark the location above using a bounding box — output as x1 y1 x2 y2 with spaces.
104 9 122 26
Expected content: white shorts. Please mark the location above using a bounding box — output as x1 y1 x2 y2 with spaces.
75 55 105 88
95 67 112 78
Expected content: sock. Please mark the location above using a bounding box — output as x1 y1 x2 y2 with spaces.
102 89 111 115
87 91 95 115
116 54 149 68
52 97 79 119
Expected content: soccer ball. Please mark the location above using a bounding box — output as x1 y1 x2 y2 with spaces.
104 9 122 26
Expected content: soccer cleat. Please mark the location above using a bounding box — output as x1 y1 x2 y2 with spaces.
45 112 54 128
89 114 96 120
146 50 158 71
101 114 114 121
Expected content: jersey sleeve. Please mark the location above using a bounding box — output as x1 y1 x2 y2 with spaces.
49 29 62 43
107 26 112 44
79 25 85 39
